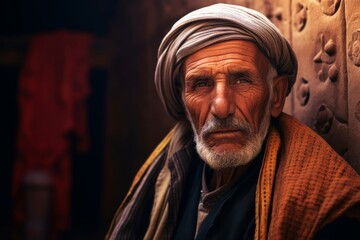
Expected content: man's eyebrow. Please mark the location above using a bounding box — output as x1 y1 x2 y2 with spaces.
228 70 252 77
185 71 212 81
227 69 257 79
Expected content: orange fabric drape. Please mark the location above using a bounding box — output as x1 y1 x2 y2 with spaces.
106 114 360 239
13 31 93 232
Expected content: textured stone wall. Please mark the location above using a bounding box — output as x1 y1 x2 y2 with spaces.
291 0 348 159
345 0 360 173
289 0 359 172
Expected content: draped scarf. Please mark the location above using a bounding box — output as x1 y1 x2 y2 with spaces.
106 113 360 239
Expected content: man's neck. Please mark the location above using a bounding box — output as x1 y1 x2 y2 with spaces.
208 166 248 191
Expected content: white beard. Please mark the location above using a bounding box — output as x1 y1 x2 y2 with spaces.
190 106 271 170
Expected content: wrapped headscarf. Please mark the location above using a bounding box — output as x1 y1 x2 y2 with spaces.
155 3 298 120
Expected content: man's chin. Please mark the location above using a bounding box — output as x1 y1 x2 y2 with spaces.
198 147 255 170
208 143 246 154
204 155 254 170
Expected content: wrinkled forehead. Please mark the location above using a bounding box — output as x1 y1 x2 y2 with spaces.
181 40 273 81
184 40 270 68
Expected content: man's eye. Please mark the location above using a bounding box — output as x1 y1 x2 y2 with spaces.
194 81 209 88
192 78 212 89
233 78 250 85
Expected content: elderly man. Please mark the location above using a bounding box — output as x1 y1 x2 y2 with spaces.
106 4 360 239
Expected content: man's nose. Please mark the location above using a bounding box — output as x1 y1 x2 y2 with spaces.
210 83 235 119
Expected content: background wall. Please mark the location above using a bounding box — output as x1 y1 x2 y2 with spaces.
1 0 359 239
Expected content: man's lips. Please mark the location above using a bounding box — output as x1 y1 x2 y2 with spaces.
204 129 244 138
203 129 248 147
210 129 241 134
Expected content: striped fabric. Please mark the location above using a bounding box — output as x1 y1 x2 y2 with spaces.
107 150 166 239
106 139 197 240
167 144 197 238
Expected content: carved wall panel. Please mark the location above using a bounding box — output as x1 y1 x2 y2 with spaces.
291 0 349 158
345 1 360 171
254 0 291 40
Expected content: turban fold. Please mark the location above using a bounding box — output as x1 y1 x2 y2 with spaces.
155 3 298 120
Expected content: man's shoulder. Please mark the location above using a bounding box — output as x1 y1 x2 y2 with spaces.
275 112 359 184
268 113 360 238
276 113 349 166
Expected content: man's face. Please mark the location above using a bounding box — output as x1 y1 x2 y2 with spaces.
183 40 276 170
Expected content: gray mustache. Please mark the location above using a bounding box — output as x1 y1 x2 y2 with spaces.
201 116 252 138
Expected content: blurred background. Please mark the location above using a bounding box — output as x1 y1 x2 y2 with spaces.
1 0 359 239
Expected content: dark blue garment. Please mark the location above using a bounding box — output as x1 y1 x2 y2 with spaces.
173 154 203 240
174 151 263 240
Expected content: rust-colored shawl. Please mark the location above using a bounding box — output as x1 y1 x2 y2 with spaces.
107 113 360 239
260 114 360 239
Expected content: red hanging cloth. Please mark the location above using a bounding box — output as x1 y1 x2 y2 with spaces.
13 30 93 233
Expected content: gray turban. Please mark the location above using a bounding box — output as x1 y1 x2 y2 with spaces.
155 3 298 120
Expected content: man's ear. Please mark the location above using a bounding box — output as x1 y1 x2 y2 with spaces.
270 76 288 118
